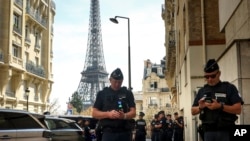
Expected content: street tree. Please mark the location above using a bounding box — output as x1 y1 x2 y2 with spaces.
70 91 83 114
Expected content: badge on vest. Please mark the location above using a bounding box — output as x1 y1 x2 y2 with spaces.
215 93 226 103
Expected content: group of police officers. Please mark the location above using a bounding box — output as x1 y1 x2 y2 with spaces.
149 111 184 141
91 68 185 141
133 110 184 141
90 58 243 141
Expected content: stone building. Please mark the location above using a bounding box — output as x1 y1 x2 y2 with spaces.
162 0 250 140
0 0 56 113
141 59 172 121
133 59 172 138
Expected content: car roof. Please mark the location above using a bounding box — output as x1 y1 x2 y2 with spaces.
44 115 76 123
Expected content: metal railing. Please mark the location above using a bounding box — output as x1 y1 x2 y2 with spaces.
26 61 45 77
26 7 47 27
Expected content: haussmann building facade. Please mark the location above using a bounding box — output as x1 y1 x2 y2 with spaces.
0 0 56 113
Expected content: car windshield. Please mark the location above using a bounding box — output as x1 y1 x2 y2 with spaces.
45 118 80 130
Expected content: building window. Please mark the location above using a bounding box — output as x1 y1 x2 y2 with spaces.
13 13 22 34
35 32 40 49
157 67 163 75
25 25 31 43
12 45 20 57
150 82 158 89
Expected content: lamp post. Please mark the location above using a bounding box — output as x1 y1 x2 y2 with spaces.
25 88 30 111
110 16 132 90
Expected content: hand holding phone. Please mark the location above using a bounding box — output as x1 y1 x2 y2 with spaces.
204 97 213 103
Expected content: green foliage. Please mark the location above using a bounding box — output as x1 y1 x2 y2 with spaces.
70 91 83 114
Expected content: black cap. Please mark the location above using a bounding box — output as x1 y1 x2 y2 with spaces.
139 112 145 117
204 59 219 73
110 68 124 80
158 110 165 115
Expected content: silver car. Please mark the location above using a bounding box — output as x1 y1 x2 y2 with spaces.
44 116 85 141
0 109 52 141
32 114 85 141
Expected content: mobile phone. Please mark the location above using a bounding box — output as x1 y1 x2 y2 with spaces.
204 97 213 103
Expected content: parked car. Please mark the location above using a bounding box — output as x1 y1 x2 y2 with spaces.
58 115 98 130
0 108 52 141
33 114 85 141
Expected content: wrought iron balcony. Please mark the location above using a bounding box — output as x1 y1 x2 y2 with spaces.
148 104 158 108
26 61 45 77
6 91 15 97
14 0 23 8
26 7 47 28
51 0 56 11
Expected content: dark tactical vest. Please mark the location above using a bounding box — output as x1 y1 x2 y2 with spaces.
135 119 147 134
199 82 238 131
99 87 134 129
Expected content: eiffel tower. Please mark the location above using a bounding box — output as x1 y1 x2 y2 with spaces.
76 0 109 110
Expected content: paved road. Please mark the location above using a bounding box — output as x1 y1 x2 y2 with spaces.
146 139 151 141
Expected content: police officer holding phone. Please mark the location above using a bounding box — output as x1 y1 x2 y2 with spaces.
191 59 243 141
92 68 136 141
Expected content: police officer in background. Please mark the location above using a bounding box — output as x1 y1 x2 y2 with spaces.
157 111 168 141
165 114 173 141
135 112 147 141
92 68 136 141
151 114 161 141
172 112 184 141
191 59 243 141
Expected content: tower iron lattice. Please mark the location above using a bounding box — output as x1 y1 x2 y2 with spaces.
76 0 109 110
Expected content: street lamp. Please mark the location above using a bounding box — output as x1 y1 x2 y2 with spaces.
110 16 132 90
25 88 30 111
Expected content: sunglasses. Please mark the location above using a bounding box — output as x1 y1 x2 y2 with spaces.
204 72 218 79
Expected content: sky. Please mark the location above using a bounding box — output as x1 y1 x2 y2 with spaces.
51 0 165 113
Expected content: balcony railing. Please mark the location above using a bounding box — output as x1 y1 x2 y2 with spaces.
26 61 45 77
14 0 23 8
26 7 47 28
6 91 15 97
148 104 158 108
51 0 56 10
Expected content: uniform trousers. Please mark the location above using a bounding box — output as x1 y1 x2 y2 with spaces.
102 131 132 141
204 131 229 141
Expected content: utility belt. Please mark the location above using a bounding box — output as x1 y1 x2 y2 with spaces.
102 127 130 133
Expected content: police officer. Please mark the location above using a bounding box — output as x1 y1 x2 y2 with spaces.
172 112 184 141
151 114 161 141
157 111 168 141
92 68 136 141
135 112 147 141
165 114 173 141
191 59 243 141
